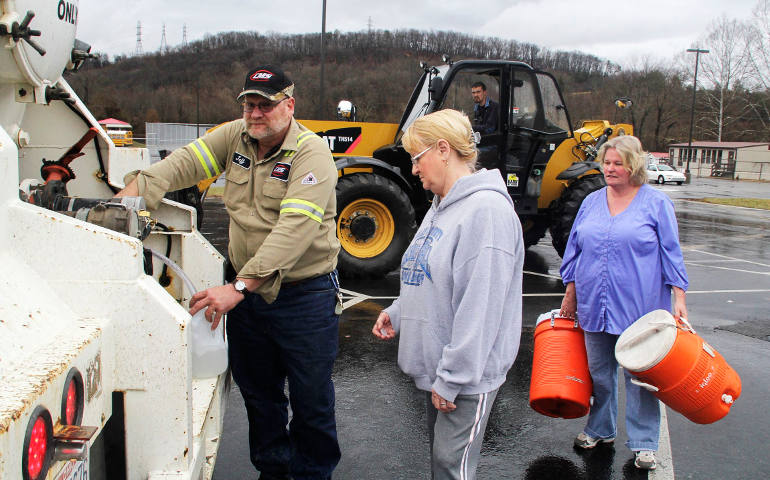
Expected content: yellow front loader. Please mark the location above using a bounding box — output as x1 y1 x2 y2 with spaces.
190 61 631 278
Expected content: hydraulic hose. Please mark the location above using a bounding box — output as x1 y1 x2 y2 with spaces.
63 98 119 193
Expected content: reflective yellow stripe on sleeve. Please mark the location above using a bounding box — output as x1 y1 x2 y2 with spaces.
296 130 316 148
189 139 221 178
280 198 324 223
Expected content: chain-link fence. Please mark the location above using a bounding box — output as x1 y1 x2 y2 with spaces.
145 123 217 163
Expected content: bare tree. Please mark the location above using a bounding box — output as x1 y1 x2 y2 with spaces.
602 58 689 151
692 16 753 141
743 0 770 136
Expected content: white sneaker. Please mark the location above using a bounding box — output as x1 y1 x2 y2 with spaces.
634 450 657 470
573 432 615 449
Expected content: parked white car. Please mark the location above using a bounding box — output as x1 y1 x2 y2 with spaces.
647 164 686 185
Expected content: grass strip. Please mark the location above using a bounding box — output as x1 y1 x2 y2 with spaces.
696 198 770 210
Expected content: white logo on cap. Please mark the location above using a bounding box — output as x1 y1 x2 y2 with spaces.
251 70 274 81
301 172 318 185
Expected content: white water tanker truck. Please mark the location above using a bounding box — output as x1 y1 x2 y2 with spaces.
0 1 228 479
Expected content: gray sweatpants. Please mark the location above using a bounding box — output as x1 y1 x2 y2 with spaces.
426 389 499 480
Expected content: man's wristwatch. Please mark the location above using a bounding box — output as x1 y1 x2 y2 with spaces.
232 279 249 295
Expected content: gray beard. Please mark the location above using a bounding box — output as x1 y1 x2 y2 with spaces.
247 118 291 142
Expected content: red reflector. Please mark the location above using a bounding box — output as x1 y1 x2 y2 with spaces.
27 417 47 479
66 381 77 425
61 368 84 426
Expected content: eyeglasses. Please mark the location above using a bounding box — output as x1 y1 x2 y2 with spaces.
242 98 287 114
410 145 434 165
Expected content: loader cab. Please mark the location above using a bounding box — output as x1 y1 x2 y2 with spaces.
435 61 572 214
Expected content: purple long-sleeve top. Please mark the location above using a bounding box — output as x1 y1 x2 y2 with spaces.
560 184 689 334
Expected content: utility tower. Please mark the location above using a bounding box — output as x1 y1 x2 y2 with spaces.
183 24 188 46
135 21 143 56
160 23 168 53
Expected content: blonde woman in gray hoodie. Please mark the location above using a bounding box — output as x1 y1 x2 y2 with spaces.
372 109 524 480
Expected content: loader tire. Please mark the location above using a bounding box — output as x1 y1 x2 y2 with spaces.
521 216 549 249
550 174 606 257
336 173 416 278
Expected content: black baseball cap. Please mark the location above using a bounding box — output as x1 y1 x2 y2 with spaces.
237 65 294 102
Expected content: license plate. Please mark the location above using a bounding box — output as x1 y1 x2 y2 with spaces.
55 455 88 480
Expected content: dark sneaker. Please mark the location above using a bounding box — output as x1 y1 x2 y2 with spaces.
634 450 657 470
574 432 615 449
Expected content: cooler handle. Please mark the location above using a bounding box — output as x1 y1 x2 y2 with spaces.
618 320 674 350
630 377 660 392
677 316 696 334
550 311 579 329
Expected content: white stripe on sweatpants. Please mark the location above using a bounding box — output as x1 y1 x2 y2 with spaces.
459 392 488 480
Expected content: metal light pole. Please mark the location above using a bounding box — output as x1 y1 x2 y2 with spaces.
196 75 200 138
685 48 709 183
318 0 327 119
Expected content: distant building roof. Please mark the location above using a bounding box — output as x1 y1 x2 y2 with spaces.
649 152 669 159
98 118 132 129
669 141 769 149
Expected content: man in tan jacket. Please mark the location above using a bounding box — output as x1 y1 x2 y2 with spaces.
118 65 341 480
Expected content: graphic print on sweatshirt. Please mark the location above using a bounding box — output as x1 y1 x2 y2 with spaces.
401 226 443 286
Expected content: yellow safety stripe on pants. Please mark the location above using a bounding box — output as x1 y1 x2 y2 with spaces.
280 198 324 223
190 139 221 178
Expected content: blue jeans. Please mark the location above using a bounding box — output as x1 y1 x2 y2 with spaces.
583 331 660 451
227 273 341 480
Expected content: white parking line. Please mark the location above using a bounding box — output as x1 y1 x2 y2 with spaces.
688 249 770 268
651 404 674 480
685 262 770 276
340 283 770 309
684 259 759 263
686 289 770 294
522 270 563 280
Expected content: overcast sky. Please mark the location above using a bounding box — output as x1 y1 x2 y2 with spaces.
77 0 758 67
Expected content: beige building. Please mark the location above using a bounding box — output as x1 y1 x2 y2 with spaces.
668 141 770 181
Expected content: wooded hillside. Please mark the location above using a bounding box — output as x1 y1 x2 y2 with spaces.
65 27 770 152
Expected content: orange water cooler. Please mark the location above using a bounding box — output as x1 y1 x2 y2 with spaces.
529 311 592 419
615 310 741 424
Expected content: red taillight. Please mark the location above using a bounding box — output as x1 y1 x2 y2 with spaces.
27 417 47 478
61 368 84 426
65 381 77 424
22 407 52 480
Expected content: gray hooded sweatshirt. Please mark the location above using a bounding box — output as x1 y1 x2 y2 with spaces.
384 168 523 402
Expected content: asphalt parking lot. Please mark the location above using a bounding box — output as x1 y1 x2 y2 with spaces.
207 177 770 480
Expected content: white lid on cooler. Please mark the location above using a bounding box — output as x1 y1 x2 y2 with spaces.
535 309 562 327
615 309 678 372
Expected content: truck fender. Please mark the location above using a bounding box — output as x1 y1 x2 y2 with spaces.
555 161 603 180
335 156 414 194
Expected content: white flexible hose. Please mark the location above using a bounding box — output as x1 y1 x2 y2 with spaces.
148 248 198 296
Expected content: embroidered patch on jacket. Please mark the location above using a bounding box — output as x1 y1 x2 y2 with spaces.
232 152 251 169
301 172 318 185
270 162 291 182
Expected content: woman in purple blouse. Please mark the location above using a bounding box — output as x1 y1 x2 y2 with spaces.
558 135 689 471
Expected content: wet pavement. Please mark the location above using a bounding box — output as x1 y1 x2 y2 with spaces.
207 177 770 479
